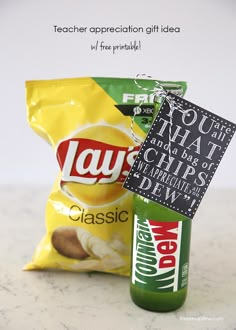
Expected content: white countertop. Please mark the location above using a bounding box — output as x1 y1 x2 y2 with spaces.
0 186 236 330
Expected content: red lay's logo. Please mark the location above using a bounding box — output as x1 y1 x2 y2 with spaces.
56 138 140 185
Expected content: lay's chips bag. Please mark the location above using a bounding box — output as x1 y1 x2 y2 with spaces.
25 77 187 275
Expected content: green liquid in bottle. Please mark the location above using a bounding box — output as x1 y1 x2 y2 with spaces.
130 194 191 312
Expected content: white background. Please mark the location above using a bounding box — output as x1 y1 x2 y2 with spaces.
0 0 235 187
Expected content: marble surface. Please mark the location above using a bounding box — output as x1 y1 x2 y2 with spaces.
0 186 236 330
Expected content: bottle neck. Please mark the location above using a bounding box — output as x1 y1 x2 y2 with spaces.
134 194 189 222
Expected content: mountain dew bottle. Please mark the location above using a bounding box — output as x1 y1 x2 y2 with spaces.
130 197 191 312
130 95 192 312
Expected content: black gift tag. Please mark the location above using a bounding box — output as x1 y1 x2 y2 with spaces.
124 93 236 219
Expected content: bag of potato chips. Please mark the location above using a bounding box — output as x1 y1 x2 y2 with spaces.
25 77 187 275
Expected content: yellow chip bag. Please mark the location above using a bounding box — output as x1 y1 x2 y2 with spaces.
25 77 187 275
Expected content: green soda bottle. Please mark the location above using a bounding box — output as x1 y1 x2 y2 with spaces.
130 97 192 312
130 196 191 312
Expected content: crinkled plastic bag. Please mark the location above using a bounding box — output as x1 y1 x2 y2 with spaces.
25 77 187 275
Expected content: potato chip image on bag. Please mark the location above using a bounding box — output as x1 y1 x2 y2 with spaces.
25 77 187 275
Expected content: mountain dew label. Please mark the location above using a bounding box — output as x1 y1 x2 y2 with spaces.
132 216 191 292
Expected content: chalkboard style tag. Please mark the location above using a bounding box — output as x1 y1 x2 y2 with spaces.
123 93 236 219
